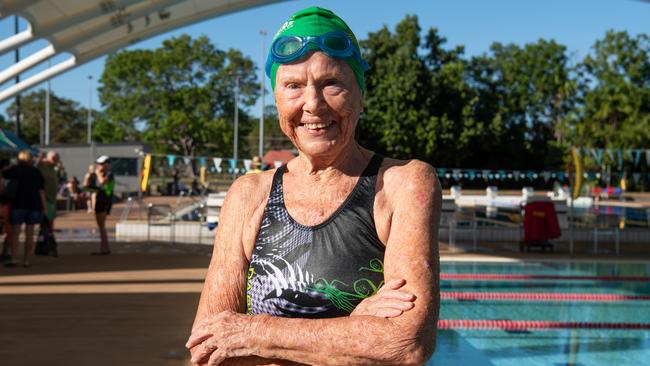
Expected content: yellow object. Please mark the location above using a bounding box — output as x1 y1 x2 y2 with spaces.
571 147 583 200
140 154 152 192
620 175 627 191
200 166 206 185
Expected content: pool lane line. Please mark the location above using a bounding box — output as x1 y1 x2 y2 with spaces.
441 273 650 282
438 319 650 330
442 291 650 302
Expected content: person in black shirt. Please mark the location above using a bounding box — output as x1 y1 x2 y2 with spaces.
2 150 46 267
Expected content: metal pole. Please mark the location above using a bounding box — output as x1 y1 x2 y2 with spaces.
233 75 239 164
87 75 93 162
45 59 50 145
14 16 21 138
259 30 266 158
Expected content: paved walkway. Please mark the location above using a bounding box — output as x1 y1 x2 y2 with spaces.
0 241 210 366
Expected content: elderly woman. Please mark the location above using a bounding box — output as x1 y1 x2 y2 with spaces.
187 7 441 366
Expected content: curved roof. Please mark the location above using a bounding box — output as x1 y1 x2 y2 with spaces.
0 0 282 103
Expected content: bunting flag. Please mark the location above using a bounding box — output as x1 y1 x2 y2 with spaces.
198 157 206 167
183 157 192 166
452 169 461 179
212 158 223 173
526 171 534 180
625 149 633 161
274 161 283 168
606 149 614 163
617 149 623 171
542 171 551 182
633 173 641 184
634 150 642 167
498 170 506 180
167 155 175 167
243 159 252 172
467 169 476 180
591 149 603 165
228 159 237 173
437 168 447 176
557 172 566 182
482 170 490 181
512 170 520 181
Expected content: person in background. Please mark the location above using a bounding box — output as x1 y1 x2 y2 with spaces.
65 176 81 210
37 150 62 229
2 150 46 267
246 155 264 174
83 164 96 213
90 155 114 255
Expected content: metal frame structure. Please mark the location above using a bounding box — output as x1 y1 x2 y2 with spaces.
0 0 282 103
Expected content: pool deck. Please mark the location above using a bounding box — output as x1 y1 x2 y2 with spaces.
1 205 649 365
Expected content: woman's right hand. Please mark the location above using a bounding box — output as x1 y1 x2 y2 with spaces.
350 279 416 318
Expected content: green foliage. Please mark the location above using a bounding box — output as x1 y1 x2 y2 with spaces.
5 90 90 145
358 16 650 172
560 30 650 152
246 105 293 154
98 34 259 157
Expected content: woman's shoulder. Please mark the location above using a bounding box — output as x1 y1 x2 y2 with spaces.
379 157 438 190
223 169 276 208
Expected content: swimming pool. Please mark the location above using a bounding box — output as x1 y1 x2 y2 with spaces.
428 261 650 365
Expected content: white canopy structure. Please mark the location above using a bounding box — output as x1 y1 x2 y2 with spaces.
0 0 282 103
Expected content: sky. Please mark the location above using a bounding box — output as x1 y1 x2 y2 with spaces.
0 0 649 119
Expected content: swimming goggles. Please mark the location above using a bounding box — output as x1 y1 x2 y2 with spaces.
265 31 369 76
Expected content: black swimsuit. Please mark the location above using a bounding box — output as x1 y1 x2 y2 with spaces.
246 154 385 318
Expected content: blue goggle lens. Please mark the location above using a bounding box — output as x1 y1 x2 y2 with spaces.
266 32 368 77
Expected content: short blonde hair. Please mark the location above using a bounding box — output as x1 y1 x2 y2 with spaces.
17 150 33 164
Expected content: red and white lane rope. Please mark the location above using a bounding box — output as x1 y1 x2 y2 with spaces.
441 291 650 302
441 273 650 282
438 319 650 330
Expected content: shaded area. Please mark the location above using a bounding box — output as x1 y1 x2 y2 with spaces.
0 293 198 366
0 241 211 365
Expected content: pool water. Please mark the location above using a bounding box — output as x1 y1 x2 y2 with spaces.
427 262 650 365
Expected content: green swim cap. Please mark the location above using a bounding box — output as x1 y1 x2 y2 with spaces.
268 7 367 93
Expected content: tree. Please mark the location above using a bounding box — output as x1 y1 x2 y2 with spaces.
5 90 90 145
99 34 259 158
246 105 294 153
562 30 650 150
359 15 436 160
467 39 576 169
359 15 577 170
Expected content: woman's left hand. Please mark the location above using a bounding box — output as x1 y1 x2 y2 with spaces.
186 310 255 365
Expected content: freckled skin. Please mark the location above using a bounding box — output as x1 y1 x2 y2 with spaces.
188 51 441 366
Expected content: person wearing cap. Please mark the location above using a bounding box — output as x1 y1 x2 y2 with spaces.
188 7 440 366
89 155 114 255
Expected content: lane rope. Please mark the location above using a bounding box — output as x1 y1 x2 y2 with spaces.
438 319 650 330
441 273 650 282
441 291 650 302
